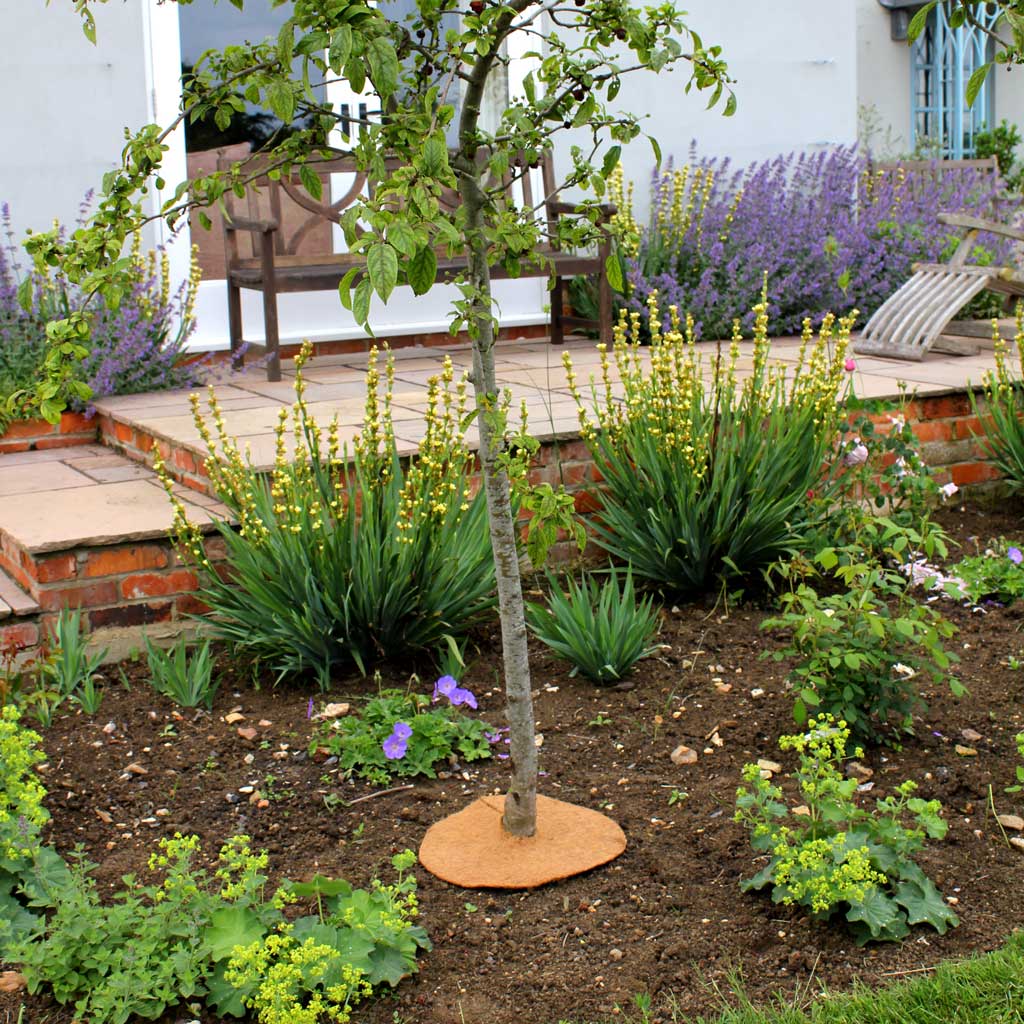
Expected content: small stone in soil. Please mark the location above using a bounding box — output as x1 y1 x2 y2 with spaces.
609 949 624 961
225 712 245 724
670 745 698 766
757 759 783 774
845 761 874 782
961 728 983 743
750 688 765 698
225 793 241 804
237 727 259 741
125 763 147 775
955 745 978 757
997 814 1024 830
1010 836 1024 853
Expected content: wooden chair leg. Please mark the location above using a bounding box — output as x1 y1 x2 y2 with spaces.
259 231 281 382
550 276 564 347
227 279 244 370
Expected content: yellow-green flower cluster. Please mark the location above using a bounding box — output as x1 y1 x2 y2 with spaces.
563 290 855 478
397 355 474 541
606 165 639 258
0 704 48 861
225 928 373 1024
771 832 885 913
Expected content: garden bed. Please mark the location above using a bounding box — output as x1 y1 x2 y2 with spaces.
2 503 1024 1024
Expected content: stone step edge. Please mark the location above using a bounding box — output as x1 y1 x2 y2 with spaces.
0 565 41 620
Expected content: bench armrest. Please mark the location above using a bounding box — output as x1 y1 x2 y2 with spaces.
547 200 617 222
224 215 280 233
937 212 1024 244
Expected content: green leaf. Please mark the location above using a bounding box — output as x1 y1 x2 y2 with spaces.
601 146 622 180
287 875 353 900
299 164 322 201
367 242 399 301
420 136 449 178
205 906 267 962
206 963 250 1018
388 222 418 257
352 276 373 325
844 886 903 941
328 26 353 72
366 37 400 99
966 63 991 108
276 21 295 66
408 246 437 296
894 873 959 934
605 252 624 292
907 2 938 42
266 81 295 123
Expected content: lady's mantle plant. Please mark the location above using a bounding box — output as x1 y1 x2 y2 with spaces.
735 716 958 945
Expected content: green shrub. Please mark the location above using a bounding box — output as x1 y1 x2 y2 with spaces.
735 716 958 944
763 530 962 743
526 565 662 683
311 676 494 785
222 850 430 1023
12 832 428 1024
971 308 1024 489
145 634 219 709
564 297 854 595
0 706 70 956
160 344 495 689
950 540 1024 604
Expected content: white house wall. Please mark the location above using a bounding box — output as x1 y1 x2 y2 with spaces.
856 0 911 153
0 2 158 245
553 0 859 223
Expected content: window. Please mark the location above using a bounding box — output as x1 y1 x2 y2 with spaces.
911 3 997 158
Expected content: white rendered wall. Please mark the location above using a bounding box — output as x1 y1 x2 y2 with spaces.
0 3 157 244
553 0 859 222
856 0 911 154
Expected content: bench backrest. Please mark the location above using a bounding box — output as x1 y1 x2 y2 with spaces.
217 149 559 268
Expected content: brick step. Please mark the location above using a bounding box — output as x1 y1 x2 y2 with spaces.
0 446 227 636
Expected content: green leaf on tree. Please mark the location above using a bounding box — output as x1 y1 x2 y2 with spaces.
367 242 399 301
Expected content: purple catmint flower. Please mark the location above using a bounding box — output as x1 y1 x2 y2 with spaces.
306 697 314 719
391 721 413 740
1009 547 1023 565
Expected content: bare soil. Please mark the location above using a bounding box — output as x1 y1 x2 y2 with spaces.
3 504 1024 1024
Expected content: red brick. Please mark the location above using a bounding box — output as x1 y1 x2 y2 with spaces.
559 462 592 487
920 394 972 420
38 579 119 612
113 422 135 445
174 593 211 617
203 536 229 562
35 553 77 584
573 489 603 515
950 461 1001 486
0 621 39 649
83 545 169 579
89 601 173 629
911 420 954 443
120 569 198 600
136 431 155 455
0 440 31 453
173 448 197 474
58 412 94 435
952 416 984 440
0 418 56 441
0 555 36 594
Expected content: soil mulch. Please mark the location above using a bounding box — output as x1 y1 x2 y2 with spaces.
3 504 1024 1024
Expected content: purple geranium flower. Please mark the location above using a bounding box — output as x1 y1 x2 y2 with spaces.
392 721 413 741
382 733 408 760
1008 547 1022 565
449 687 478 710
433 675 458 702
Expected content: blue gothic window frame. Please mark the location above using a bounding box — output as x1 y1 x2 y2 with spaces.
911 3 998 158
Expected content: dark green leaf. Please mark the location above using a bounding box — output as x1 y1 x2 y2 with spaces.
367 242 399 301
408 246 437 296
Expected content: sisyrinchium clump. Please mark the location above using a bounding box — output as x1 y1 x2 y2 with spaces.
735 716 958 945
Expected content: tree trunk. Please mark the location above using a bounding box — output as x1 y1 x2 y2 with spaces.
457 162 538 837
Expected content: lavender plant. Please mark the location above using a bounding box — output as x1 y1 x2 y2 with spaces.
0 203 201 425
610 148 1007 340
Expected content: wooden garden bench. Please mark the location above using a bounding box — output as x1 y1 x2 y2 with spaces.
218 151 613 381
853 211 1024 361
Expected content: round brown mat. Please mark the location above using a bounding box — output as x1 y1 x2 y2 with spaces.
418 793 627 889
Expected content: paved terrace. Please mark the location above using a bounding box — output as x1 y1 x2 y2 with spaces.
0 333 1009 565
